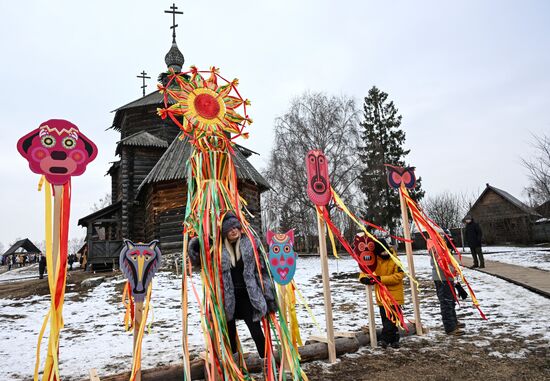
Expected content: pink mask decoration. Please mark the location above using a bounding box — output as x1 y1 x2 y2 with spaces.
306 150 331 206
385 164 416 189
353 234 378 273
17 119 98 185
266 229 296 285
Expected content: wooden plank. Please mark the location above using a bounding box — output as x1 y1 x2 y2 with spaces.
399 186 423 335
89 368 101 381
365 285 377 347
316 214 337 363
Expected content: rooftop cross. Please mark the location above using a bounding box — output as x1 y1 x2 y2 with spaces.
137 70 151 97
164 3 183 43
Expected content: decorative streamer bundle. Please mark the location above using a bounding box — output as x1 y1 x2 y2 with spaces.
17 119 98 381
267 230 302 352
120 240 162 381
385 164 486 319
158 67 307 380
305 150 412 328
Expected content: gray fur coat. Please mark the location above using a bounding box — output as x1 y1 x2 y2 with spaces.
188 235 277 322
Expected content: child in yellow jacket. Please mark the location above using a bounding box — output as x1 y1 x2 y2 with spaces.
359 242 404 348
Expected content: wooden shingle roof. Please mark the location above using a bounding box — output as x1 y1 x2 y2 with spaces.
3 239 41 257
115 131 168 155
136 133 270 196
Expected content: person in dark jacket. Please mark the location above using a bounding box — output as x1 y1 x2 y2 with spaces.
188 212 277 357
38 254 47 279
464 215 484 268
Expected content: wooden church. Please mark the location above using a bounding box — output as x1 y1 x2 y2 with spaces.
78 8 269 268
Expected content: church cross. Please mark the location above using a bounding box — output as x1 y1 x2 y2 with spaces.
164 3 183 43
137 70 151 97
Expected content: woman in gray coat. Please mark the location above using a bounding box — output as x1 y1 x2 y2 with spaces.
188 212 277 357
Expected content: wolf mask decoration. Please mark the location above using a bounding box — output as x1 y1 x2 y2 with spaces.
119 240 162 302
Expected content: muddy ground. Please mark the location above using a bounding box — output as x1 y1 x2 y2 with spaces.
0 269 117 299
302 338 549 381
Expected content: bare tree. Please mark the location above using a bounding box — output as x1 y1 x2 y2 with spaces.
69 237 86 255
422 191 466 229
262 92 361 251
91 192 111 212
522 133 550 205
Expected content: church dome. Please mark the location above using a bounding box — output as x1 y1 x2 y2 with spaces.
165 41 184 72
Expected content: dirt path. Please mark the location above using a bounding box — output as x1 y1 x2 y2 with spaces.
0 270 117 299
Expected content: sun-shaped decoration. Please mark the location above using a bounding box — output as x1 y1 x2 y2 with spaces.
157 66 252 142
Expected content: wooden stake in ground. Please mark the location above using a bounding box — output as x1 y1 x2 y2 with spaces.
133 302 144 381
365 285 377 347
316 214 337 363
384 164 423 336
399 184 423 335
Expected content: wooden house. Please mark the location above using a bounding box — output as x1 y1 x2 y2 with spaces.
465 183 542 244
78 35 269 269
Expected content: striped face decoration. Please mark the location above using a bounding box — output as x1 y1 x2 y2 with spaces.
385 164 416 189
266 230 296 285
119 240 162 302
306 150 331 206
353 234 378 273
17 119 98 185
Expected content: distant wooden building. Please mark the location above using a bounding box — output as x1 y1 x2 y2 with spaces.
465 184 542 244
2 239 41 260
78 32 269 269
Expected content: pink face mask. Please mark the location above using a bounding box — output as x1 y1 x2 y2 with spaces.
306 150 331 206
17 119 98 185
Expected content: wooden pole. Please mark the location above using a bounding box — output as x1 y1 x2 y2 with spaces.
277 284 291 372
399 187 423 335
181 233 190 380
52 185 63 276
133 302 144 381
316 213 337 363
365 285 377 347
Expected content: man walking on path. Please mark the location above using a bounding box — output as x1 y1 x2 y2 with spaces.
464 215 484 268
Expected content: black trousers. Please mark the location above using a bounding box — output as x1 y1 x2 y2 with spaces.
379 306 400 344
434 281 458 333
227 289 266 357
470 246 484 267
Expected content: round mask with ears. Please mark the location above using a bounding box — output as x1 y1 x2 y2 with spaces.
267 229 297 285
17 119 98 185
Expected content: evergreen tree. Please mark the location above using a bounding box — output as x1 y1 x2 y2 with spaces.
358 86 424 235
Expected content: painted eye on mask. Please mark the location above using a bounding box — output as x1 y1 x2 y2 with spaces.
358 242 366 251
367 242 376 251
272 246 280 254
41 135 56 148
131 255 137 261
283 245 291 253
62 137 76 149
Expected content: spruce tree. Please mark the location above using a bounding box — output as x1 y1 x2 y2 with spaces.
358 86 424 235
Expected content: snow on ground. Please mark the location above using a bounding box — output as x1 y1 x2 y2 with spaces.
1 251 549 381
416 245 550 271
0 263 42 281
463 246 550 271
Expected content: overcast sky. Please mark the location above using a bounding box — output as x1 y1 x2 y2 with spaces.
0 0 548 247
